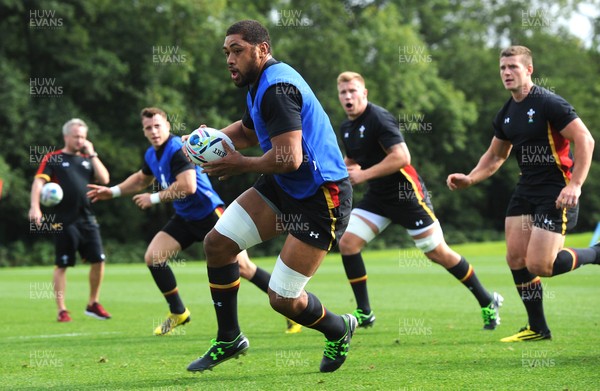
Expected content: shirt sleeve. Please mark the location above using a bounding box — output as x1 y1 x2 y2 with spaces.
545 94 579 132
260 83 303 139
170 149 196 177
492 104 510 140
141 157 153 176
35 153 56 181
241 108 254 130
339 121 353 159
377 109 404 150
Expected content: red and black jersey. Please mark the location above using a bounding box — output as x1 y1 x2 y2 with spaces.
493 85 578 195
339 102 427 201
35 151 96 225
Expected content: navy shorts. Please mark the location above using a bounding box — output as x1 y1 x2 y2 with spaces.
506 191 578 235
161 207 224 250
54 217 105 268
253 174 352 251
356 181 437 231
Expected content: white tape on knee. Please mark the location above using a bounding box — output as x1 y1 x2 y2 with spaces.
345 213 378 243
214 200 262 250
268 256 310 298
412 222 444 253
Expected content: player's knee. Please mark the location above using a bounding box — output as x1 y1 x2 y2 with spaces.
54 266 68 274
527 262 553 277
268 291 282 310
413 226 444 254
144 249 161 267
268 256 310 314
203 230 222 257
527 259 552 277
506 253 526 269
268 289 304 316
204 229 238 263
268 290 289 312
339 233 363 254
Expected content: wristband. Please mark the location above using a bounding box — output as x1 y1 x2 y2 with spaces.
150 192 161 204
89 152 98 158
110 186 121 198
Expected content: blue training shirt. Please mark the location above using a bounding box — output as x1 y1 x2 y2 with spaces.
144 136 223 220
246 62 348 199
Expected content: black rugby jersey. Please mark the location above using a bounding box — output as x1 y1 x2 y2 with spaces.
339 103 426 200
35 151 96 225
492 85 578 195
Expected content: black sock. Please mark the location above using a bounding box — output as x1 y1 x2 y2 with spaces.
249 266 270 293
511 268 549 333
446 257 492 307
289 292 346 341
552 248 598 276
148 264 185 314
341 253 370 312
207 262 240 341
593 243 600 264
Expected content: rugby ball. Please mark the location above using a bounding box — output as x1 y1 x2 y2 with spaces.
40 182 63 207
184 127 235 165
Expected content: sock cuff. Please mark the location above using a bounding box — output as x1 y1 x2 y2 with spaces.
447 257 470 280
250 266 269 282
511 267 540 287
342 253 367 279
163 287 178 296
552 249 577 276
341 253 363 263
249 267 270 293
208 262 240 290
290 291 325 327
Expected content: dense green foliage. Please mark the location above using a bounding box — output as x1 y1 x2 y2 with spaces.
1 0 599 265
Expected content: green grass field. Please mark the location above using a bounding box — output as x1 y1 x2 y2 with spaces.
2 234 599 390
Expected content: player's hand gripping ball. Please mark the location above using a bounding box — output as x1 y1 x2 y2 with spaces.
184 127 235 165
40 182 64 207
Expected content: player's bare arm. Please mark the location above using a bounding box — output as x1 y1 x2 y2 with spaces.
554 118 595 209
447 136 512 191
220 120 259 150
132 169 196 209
202 130 303 179
349 143 410 185
83 140 110 185
28 177 47 225
87 170 153 202
152 169 197 202
344 156 359 167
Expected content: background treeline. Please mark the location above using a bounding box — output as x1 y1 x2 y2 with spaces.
1 0 599 266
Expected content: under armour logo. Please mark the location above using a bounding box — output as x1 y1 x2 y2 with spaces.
543 218 554 226
415 220 424 226
341 344 349 355
213 301 223 307
504 117 510 124
210 348 225 360
309 231 319 238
